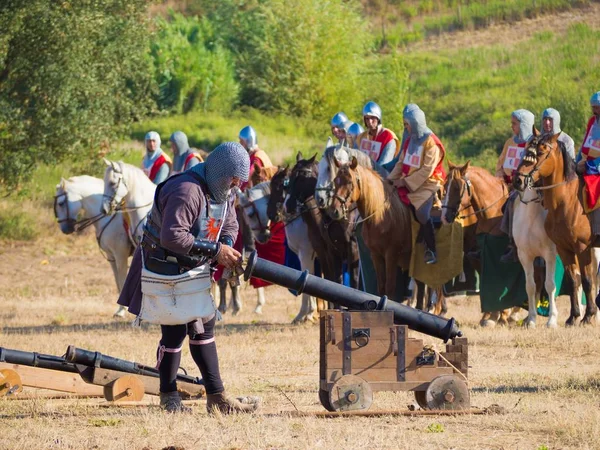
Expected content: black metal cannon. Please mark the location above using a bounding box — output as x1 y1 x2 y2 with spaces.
244 251 462 342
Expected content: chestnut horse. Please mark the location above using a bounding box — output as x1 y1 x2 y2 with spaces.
514 133 598 325
328 157 412 301
443 161 522 326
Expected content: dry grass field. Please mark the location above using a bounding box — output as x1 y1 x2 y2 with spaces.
2 215 600 450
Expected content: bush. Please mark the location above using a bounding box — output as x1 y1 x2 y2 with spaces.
0 207 38 241
151 12 239 114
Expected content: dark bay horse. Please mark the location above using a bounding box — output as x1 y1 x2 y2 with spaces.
514 133 598 325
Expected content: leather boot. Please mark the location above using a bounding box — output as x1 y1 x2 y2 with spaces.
422 220 437 265
206 391 260 414
160 391 192 413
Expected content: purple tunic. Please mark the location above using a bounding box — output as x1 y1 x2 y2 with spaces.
117 172 238 317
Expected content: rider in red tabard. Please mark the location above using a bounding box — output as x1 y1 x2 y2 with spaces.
355 101 400 166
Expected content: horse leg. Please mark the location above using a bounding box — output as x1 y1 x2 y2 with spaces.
519 252 537 328
544 253 558 328
415 281 426 311
254 287 266 314
218 278 228 314
560 251 581 326
231 283 243 316
384 252 398 301
292 252 317 324
109 257 127 318
371 254 387 298
579 250 598 325
439 291 448 316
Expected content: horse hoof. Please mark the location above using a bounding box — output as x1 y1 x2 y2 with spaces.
523 320 536 329
113 307 126 318
580 316 595 326
480 320 496 328
254 307 263 315
565 316 578 327
546 320 558 328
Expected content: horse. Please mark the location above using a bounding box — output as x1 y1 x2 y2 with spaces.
267 166 325 323
443 162 522 326
328 156 412 300
101 160 156 244
317 143 443 314
54 176 133 317
250 164 279 187
515 133 598 325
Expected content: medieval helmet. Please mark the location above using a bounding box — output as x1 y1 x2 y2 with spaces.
347 122 364 139
239 125 258 151
145 131 161 149
362 101 382 122
330 112 349 130
541 108 561 135
591 91 600 107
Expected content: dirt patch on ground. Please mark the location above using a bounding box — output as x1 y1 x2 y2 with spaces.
407 3 600 52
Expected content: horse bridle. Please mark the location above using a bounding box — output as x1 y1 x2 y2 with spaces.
242 189 271 236
443 173 473 216
103 163 127 212
53 190 107 232
331 168 361 221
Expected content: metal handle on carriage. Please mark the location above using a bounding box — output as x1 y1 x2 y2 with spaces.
243 251 462 342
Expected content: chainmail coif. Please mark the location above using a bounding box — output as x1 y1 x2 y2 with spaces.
193 142 250 203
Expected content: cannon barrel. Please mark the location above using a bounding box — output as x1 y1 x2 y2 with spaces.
0 347 78 373
244 251 462 342
65 346 203 386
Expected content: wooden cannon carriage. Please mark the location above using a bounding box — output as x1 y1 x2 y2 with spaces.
244 251 470 412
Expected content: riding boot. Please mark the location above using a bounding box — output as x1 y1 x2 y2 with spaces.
500 239 518 263
206 391 260 415
422 220 437 265
160 391 192 413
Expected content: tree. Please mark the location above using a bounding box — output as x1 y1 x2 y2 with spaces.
0 0 155 191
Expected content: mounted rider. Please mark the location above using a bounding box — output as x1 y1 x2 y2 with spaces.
347 122 364 150
118 142 259 414
541 108 575 161
330 112 350 145
238 125 273 191
387 106 447 265
169 131 203 174
357 101 400 165
142 131 172 185
576 91 600 243
496 109 536 263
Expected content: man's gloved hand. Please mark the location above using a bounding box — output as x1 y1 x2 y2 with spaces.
217 245 242 269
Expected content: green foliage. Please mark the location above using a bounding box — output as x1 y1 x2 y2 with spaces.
0 206 38 241
201 0 372 121
0 0 154 192
403 23 600 169
151 12 239 114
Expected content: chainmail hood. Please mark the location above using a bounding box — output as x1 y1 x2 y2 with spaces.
169 131 190 157
191 142 249 203
404 107 432 154
541 108 561 136
511 109 535 144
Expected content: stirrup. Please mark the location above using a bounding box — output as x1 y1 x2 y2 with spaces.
424 250 437 265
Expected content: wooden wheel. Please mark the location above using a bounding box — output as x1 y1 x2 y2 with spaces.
328 375 373 412
319 388 335 412
425 375 470 410
414 390 428 409
103 375 144 403
0 369 23 397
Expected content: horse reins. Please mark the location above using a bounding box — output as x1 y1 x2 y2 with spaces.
53 192 107 233
443 172 509 220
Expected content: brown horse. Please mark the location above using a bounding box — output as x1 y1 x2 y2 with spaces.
250 163 279 188
328 157 412 300
443 161 522 326
514 133 598 325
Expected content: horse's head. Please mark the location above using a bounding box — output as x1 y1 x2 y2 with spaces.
54 178 82 234
285 152 318 214
102 159 128 214
443 160 472 223
238 181 272 244
315 140 350 209
267 166 289 222
328 156 360 221
514 130 560 192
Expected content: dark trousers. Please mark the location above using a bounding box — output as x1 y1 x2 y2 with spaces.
157 315 224 395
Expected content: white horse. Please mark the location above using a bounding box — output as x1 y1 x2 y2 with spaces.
513 188 558 327
54 176 133 316
101 160 156 244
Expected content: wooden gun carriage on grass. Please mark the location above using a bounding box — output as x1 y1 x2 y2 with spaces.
0 346 205 403
244 251 470 412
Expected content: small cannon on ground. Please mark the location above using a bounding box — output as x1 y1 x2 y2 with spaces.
0 346 205 402
244 251 470 412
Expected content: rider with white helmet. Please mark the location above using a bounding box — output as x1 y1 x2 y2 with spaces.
238 125 274 191
141 131 172 184
330 112 350 144
356 101 399 165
